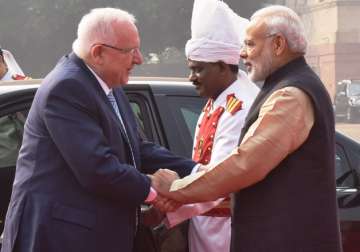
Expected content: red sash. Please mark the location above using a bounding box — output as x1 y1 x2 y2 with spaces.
193 99 224 165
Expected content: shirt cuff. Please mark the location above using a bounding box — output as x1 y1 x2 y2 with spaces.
145 186 158 203
191 164 201 174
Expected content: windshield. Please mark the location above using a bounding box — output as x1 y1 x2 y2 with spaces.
348 83 360 96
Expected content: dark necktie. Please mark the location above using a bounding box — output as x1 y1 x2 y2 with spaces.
107 91 140 231
107 91 136 169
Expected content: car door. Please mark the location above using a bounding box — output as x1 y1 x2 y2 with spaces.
0 88 36 235
335 132 360 251
124 85 206 252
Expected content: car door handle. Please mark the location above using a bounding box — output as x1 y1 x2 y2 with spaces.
337 187 358 194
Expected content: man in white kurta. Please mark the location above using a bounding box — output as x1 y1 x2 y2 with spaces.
165 1 259 251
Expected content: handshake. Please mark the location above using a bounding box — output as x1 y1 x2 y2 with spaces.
143 166 224 228
148 169 183 213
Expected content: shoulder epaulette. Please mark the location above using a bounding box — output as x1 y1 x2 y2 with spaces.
226 93 243 115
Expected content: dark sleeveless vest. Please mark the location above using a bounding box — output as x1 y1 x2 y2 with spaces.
230 57 342 252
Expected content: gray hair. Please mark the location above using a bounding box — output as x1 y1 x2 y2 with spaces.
72 7 136 58
251 5 307 54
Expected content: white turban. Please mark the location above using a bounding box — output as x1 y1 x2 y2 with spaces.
185 0 249 65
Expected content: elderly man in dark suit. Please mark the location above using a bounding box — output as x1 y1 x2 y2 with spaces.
1 7 195 252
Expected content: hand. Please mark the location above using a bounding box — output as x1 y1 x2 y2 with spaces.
151 169 179 195
152 194 182 212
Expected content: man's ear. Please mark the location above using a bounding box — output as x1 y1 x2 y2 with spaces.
273 34 287 56
90 44 104 65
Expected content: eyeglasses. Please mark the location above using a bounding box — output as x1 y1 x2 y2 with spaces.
97 43 139 55
241 33 278 53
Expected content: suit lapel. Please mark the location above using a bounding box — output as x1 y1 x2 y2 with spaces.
68 52 137 166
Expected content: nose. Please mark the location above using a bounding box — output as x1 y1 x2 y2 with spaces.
133 48 143 65
240 45 247 59
188 70 196 82
240 46 247 59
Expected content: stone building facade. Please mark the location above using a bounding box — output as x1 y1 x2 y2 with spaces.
272 0 360 100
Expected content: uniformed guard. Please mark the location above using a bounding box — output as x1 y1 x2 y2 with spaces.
165 1 259 251
0 47 30 169
0 47 30 81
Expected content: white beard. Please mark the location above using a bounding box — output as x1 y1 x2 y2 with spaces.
248 47 273 82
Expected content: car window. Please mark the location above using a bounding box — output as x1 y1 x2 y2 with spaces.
156 95 205 158
179 106 201 141
168 96 205 142
0 111 27 169
130 101 146 136
0 109 28 236
348 83 360 96
128 92 161 143
130 102 144 130
335 142 359 190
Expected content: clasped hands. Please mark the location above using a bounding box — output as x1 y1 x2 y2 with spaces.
148 169 183 212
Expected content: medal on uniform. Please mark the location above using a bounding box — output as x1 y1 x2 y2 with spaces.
198 137 204 157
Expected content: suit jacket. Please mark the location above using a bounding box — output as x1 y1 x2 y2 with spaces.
1 53 195 252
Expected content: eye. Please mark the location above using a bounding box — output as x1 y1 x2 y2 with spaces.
195 67 203 73
190 67 203 75
246 41 255 49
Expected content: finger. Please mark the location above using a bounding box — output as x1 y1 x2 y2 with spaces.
152 195 170 212
160 197 179 210
156 169 178 178
162 199 181 212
